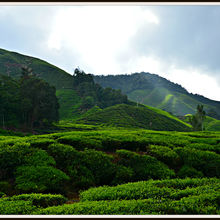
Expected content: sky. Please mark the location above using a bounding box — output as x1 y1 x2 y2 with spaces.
1 3 220 101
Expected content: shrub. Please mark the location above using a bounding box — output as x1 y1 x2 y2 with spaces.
57 135 102 150
80 182 175 202
29 138 56 150
23 149 56 167
0 142 31 179
174 147 220 177
33 198 170 215
33 194 220 214
116 149 175 181
0 181 12 195
67 165 95 189
81 149 116 186
0 192 5 198
169 193 220 214
80 177 220 202
152 177 220 189
188 143 220 154
15 165 70 193
177 165 204 178
47 143 80 170
111 165 134 185
149 145 180 167
2 193 67 208
0 200 37 214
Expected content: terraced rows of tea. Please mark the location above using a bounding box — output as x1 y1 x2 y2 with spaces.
0 128 220 214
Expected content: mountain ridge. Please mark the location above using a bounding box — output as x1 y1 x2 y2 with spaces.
93 72 220 118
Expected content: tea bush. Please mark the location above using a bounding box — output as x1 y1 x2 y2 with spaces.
111 165 134 185
81 149 116 186
188 143 220 154
15 165 70 193
67 164 95 189
47 143 80 170
2 193 67 208
33 193 220 214
0 200 37 214
149 145 180 167
29 138 56 150
0 181 12 195
169 193 220 214
80 177 220 202
174 147 220 177
23 149 56 167
177 165 204 178
0 142 31 179
33 198 170 215
57 135 102 150
116 149 175 181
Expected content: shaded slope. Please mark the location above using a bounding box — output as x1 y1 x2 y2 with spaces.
94 72 220 117
0 48 73 89
77 104 192 131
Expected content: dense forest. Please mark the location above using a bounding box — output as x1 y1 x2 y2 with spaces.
0 66 59 131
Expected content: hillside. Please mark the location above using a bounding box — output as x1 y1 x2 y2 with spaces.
94 72 220 118
0 48 130 121
0 48 74 90
77 104 192 131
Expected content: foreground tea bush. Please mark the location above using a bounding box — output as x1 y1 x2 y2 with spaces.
34 193 220 214
0 200 37 214
149 145 180 167
116 149 175 180
174 147 220 177
80 177 220 201
32 199 170 215
2 193 67 208
15 166 70 193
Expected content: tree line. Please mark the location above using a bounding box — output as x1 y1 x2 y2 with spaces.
0 66 59 131
73 68 130 110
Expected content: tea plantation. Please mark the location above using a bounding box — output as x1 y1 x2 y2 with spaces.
0 127 220 215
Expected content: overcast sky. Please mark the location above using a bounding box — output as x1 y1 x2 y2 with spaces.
1 3 220 101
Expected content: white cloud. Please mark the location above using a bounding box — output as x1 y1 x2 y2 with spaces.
47 6 160 74
166 66 220 101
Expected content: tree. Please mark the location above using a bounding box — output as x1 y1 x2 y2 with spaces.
19 68 59 129
188 105 206 131
0 75 21 128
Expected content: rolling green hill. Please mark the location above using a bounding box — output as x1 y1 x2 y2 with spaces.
77 104 192 131
94 72 220 118
0 48 129 121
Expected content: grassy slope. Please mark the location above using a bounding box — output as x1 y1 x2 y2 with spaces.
77 104 192 131
0 48 73 89
129 87 212 116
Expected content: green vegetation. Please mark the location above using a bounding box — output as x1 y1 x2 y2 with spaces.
0 69 59 131
0 48 219 215
80 177 219 201
94 72 220 118
186 105 206 131
77 104 191 131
